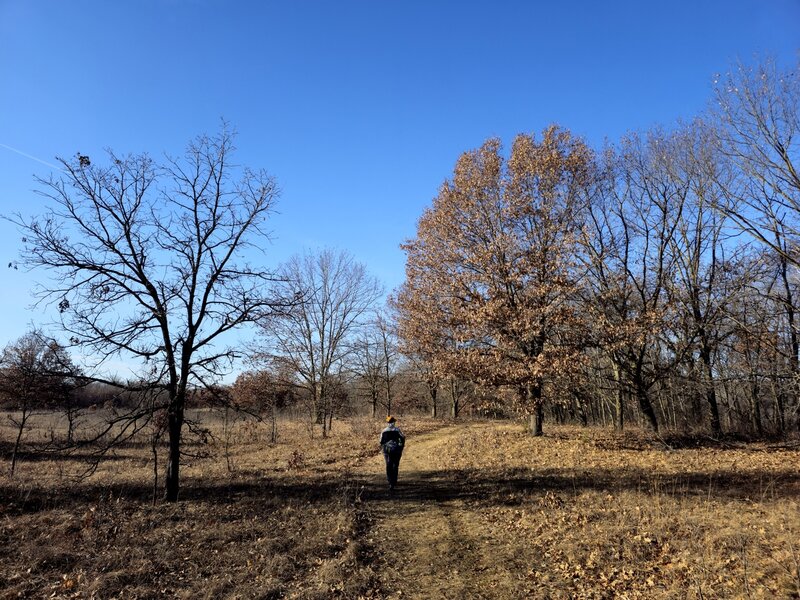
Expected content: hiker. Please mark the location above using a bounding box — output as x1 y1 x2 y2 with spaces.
380 416 405 491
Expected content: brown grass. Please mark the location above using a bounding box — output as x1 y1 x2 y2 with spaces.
1 412 799 599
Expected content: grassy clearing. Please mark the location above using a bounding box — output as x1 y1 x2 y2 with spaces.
0 415 383 599
370 424 800 598
1 413 799 598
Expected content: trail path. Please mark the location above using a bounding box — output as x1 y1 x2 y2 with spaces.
354 423 526 599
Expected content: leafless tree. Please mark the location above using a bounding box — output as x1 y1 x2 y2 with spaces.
580 130 690 432
711 58 800 433
712 58 800 261
0 329 76 476
262 249 382 436
375 311 399 415
354 310 400 417
353 325 385 418
11 126 289 500
662 123 744 437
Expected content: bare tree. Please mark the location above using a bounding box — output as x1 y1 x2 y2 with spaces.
662 123 746 437
353 326 385 418
721 249 800 435
375 311 399 416
712 58 800 261
0 329 75 476
353 310 400 417
12 126 288 501
262 249 382 436
711 58 800 432
580 131 691 432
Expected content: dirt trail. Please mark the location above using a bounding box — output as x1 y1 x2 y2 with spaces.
355 423 524 599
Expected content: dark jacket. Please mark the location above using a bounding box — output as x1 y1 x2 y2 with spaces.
380 424 405 454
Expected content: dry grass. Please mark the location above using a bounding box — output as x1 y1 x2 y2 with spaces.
369 424 800 599
0 413 438 599
1 412 799 598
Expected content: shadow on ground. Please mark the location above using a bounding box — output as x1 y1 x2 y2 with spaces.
3 461 799 516
360 465 800 507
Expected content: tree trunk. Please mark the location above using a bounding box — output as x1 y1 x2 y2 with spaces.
313 382 324 425
450 378 460 418
321 407 329 438
694 318 722 438
611 361 624 431
635 382 659 432
525 381 544 436
775 389 786 436
529 405 544 436
779 250 798 432
700 344 722 438
384 364 392 416
65 406 77 445
430 385 438 418
574 392 588 427
164 402 184 502
314 407 324 424
9 410 28 478
749 377 763 436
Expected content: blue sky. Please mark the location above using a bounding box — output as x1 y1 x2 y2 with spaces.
1 0 798 359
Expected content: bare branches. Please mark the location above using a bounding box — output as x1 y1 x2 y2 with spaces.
712 58 800 265
260 249 382 436
9 126 286 500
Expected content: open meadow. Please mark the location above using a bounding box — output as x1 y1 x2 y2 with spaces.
1 412 799 599
3 3 800 599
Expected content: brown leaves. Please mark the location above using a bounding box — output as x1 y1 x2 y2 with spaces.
396 126 593 408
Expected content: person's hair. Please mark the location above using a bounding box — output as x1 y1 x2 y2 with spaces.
386 415 396 423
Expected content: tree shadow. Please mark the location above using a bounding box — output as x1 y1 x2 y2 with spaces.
3 461 798 516
360 465 800 509
2 448 137 464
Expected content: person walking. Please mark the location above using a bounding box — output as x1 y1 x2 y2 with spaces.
380 416 405 491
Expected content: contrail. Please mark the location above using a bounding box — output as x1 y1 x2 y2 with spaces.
0 142 65 172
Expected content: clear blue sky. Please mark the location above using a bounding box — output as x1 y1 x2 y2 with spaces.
1 0 798 355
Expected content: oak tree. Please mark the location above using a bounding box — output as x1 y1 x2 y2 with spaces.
396 126 592 434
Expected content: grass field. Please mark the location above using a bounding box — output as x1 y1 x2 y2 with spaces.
1 412 799 599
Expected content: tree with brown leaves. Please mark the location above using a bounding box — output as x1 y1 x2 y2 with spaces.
396 126 592 434
0 329 76 476
231 369 294 443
